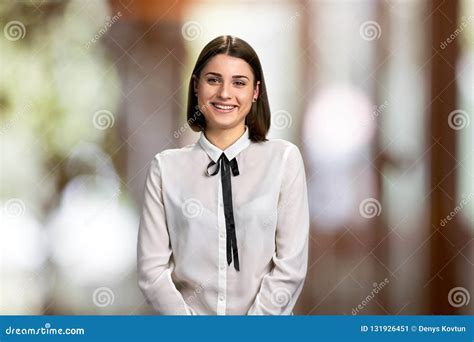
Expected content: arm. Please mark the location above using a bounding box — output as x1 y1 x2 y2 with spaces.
137 155 193 315
247 144 309 315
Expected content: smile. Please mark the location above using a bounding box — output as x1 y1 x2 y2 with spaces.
211 102 238 113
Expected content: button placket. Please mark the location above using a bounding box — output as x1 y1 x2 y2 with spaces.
216 178 227 315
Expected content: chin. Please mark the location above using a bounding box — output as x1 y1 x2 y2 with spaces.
210 121 239 130
205 114 241 128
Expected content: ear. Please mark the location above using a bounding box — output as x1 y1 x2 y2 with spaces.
192 75 199 94
254 80 260 98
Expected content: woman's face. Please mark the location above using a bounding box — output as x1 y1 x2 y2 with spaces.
194 54 259 132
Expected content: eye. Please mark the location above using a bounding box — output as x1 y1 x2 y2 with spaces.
207 77 220 84
234 80 246 87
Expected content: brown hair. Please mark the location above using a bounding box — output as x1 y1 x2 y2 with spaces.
187 35 271 142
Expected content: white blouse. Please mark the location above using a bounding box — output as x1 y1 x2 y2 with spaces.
137 126 309 315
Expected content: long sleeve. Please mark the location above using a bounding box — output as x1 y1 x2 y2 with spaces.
247 144 309 315
137 155 193 315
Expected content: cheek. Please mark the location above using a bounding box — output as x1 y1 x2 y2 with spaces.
197 87 213 110
237 93 254 108
198 84 212 98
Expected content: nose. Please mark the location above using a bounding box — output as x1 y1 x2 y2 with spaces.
217 82 232 99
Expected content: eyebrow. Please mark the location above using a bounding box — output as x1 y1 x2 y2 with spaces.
204 72 249 80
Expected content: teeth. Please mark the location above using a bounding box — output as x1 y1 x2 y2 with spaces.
214 103 235 110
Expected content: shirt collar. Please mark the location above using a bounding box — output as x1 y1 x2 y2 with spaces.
198 126 251 162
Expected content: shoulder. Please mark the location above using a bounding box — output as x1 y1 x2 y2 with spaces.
155 143 196 158
263 140 306 183
254 138 303 161
149 143 199 168
264 138 297 149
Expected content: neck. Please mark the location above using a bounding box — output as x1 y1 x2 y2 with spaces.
205 125 246 150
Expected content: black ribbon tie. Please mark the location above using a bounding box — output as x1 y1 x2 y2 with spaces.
206 153 240 271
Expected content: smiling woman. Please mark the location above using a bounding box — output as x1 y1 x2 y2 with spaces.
188 35 271 146
137 35 309 315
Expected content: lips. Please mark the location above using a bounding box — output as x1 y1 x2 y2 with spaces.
211 102 238 113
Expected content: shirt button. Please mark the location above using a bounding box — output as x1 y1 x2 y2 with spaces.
219 203 223 208
220 233 225 238
219 296 224 301
220 265 225 270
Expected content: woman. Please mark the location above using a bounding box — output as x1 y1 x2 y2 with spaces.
137 35 309 315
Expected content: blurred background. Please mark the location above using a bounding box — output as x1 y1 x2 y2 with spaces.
0 0 472 315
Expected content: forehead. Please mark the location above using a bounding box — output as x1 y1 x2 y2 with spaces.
202 54 254 78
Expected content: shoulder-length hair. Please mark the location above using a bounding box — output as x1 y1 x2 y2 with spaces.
187 35 271 142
